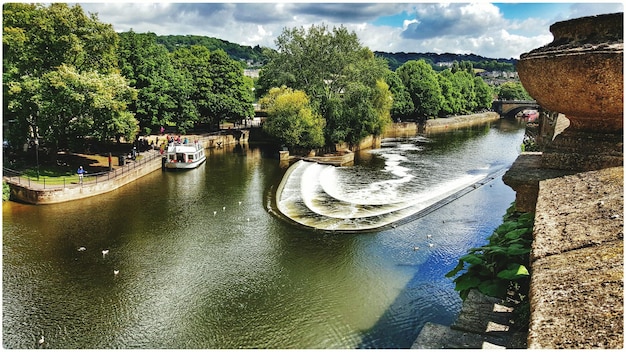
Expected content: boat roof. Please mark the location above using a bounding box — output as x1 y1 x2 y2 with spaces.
167 143 202 153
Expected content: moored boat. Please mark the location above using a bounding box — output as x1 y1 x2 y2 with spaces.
164 142 206 169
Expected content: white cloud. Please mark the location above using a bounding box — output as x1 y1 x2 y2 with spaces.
77 2 623 59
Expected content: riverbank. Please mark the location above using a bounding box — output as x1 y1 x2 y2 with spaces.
3 131 248 204
383 112 501 138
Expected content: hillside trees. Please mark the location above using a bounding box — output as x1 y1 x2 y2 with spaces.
3 3 137 155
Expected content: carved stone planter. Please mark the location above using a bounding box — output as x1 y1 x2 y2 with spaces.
516 13 623 171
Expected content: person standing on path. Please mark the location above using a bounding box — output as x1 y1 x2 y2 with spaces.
77 166 85 184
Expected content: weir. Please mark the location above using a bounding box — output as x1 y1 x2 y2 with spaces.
274 134 513 233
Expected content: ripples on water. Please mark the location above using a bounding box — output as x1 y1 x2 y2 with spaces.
3 121 525 348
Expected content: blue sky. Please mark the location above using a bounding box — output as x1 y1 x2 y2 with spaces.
78 2 623 59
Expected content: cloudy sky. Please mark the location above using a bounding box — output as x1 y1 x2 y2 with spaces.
78 2 623 59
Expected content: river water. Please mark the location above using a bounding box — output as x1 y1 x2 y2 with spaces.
3 119 525 349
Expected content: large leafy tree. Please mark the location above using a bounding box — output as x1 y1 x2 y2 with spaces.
205 49 254 127
170 45 213 131
3 3 135 155
6 65 138 153
384 71 414 121
118 31 195 135
396 60 442 119
260 86 325 149
170 46 253 131
3 3 118 79
258 24 392 146
497 81 532 100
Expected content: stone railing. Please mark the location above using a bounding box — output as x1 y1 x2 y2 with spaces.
505 12 623 349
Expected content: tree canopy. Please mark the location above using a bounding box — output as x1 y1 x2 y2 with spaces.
260 86 325 149
3 3 134 154
258 24 393 146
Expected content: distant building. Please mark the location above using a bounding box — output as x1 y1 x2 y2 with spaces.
244 69 260 78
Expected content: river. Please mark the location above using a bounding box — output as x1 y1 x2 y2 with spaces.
2 119 525 349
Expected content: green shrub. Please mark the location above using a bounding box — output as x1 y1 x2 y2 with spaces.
446 203 534 302
3 181 10 201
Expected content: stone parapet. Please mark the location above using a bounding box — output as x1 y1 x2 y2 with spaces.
528 167 623 348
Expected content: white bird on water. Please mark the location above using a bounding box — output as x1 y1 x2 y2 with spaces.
426 234 432 239
102 249 109 257
238 201 242 206
77 246 86 252
413 246 420 251
38 335 44 345
429 243 434 248
113 270 120 275
222 206 226 211
213 211 217 216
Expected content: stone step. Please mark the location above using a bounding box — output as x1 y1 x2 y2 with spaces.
413 290 527 349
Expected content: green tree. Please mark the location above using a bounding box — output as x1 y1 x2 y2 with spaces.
3 3 118 78
384 70 414 121
453 70 478 114
258 24 392 146
396 60 442 119
474 76 494 110
437 69 463 117
260 86 325 149
205 49 254 127
118 31 194 135
6 65 138 153
3 3 127 154
170 45 213 132
497 81 532 100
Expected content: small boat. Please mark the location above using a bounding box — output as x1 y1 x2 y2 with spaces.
164 142 206 169
521 109 539 122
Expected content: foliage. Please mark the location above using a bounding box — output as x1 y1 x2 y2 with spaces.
384 71 414 121
3 3 133 154
396 60 442 119
3 182 9 201
260 86 325 149
375 52 516 72
156 34 270 67
496 81 532 100
258 24 392 146
6 65 138 151
170 46 254 132
118 31 195 135
446 203 534 303
3 3 118 79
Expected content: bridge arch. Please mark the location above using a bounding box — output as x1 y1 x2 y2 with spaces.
492 100 540 118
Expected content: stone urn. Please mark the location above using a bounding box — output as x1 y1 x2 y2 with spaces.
516 12 623 171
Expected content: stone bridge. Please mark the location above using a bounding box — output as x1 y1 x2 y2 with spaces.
492 100 540 118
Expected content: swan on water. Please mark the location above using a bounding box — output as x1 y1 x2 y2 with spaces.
113 270 119 275
428 243 434 247
413 246 420 251
38 336 44 345
426 234 432 238
102 249 109 257
213 211 217 216
222 206 226 211
77 247 86 252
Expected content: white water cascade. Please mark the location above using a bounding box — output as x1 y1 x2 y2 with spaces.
276 136 505 232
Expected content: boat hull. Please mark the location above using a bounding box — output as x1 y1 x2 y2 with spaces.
164 156 206 169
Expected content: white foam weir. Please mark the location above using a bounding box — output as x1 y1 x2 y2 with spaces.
275 160 497 232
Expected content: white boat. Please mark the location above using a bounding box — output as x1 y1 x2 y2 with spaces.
164 142 206 169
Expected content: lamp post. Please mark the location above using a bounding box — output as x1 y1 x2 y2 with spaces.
34 137 39 181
